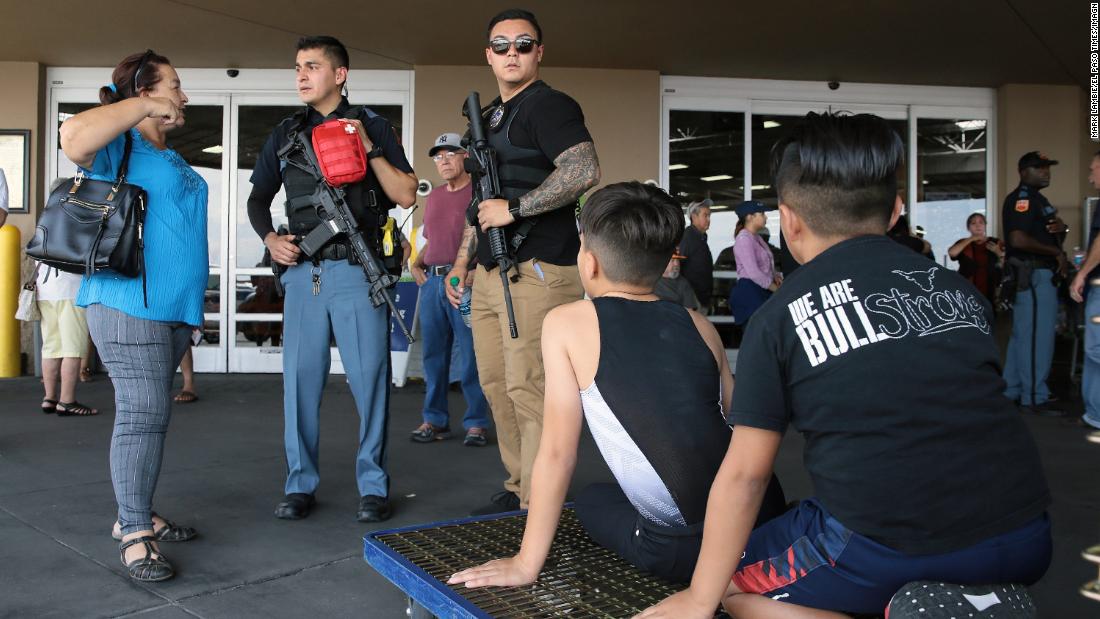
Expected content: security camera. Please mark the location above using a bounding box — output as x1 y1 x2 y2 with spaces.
226 69 240 78
827 80 840 91
416 179 433 197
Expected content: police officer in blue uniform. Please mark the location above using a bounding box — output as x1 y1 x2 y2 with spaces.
1002 150 1066 416
247 36 417 522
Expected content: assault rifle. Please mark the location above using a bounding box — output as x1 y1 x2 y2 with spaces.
276 135 414 343
463 91 518 339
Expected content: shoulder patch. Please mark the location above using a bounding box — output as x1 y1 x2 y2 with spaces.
1015 199 1029 213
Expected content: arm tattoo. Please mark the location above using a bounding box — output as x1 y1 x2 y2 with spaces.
454 222 479 268
518 141 600 217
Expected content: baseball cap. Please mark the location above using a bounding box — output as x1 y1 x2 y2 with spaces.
429 132 465 156
734 200 776 219
1017 151 1059 170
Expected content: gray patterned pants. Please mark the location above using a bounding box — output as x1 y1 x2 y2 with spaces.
86 303 191 534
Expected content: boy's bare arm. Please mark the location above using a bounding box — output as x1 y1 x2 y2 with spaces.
636 426 782 619
449 307 585 588
689 311 735 413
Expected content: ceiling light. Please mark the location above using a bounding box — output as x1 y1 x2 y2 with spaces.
668 163 689 171
751 184 771 190
763 120 781 129
701 174 733 182
955 120 986 131
202 145 224 154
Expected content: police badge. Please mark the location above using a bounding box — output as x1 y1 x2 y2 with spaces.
488 105 506 130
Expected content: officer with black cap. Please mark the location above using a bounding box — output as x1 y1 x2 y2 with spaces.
246 35 417 523
1001 150 1066 416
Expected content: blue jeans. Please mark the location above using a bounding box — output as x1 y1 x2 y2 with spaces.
281 259 391 498
1003 268 1057 406
1083 288 1100 428
419 274 490 431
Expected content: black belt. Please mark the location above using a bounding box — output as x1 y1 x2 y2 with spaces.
428 264 452 276
313 243 360 264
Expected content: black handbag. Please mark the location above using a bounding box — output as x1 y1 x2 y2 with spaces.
26 131 147 302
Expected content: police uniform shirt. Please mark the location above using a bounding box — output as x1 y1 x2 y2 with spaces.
1001 183 1059 267
247 97 413 239
728 234 1050 555
477 80 592 268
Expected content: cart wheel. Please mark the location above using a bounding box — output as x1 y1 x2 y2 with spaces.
406 596 435 619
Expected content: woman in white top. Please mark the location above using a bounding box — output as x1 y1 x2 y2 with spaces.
37 266 98 416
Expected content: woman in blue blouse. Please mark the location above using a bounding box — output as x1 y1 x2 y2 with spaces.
60 50 206 582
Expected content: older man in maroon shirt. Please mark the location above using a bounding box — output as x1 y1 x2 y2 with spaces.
409 133 491 446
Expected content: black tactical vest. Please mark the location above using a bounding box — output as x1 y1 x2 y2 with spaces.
474 85 557 268
281 106 392 244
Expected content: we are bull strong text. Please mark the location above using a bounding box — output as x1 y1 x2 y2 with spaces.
788 268 991 368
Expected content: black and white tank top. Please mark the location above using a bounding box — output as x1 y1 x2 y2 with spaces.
581 297 730 527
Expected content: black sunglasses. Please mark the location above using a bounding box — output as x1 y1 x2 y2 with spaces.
488 37 539 55
132 49 156 94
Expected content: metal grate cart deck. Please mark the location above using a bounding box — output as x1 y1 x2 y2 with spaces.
363 508 688 618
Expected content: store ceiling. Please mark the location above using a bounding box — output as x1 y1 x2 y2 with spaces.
0 0 1085 88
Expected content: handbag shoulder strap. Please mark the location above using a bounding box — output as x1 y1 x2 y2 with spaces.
116 130 134 183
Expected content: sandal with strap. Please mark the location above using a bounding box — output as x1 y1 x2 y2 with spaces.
41 399 58 414
119 535 174 582
112 512 198 542
56 401 99 417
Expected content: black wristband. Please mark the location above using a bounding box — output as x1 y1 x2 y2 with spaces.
508 197 522 219
367 144 384 160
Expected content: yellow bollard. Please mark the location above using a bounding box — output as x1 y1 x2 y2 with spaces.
0 224 22 377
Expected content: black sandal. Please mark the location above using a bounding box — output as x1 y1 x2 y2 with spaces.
56 401 99 417
41 399 57 414
119 535 174 582
112 512 198 542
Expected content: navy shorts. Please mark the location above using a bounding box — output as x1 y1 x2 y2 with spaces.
731 499 1052 615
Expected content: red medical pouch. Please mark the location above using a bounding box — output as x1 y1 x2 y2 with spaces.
311 119 368 186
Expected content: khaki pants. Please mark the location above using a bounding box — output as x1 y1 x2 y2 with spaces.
471 259 583 506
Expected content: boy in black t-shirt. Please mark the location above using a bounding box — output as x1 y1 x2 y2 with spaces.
639 113 1052 619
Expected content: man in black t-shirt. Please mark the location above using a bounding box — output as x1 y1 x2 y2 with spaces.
640 113 1051 619
443 9 600 516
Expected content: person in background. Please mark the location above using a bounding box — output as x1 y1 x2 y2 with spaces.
37 265 98 417
948 212 1003 304
757 226 782 271
679 198 714 312
1070 150 1100 433
1002 150 1066 415
887 214 932 258
729 200 780 325
0 167 8 228
173 348 198 403
653 251 700 311
408 132 491 447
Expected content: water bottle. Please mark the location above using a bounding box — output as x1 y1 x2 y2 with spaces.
1073 246 1086 268
451 276 472 327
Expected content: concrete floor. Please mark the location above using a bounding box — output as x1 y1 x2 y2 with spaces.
0 369 1097 618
